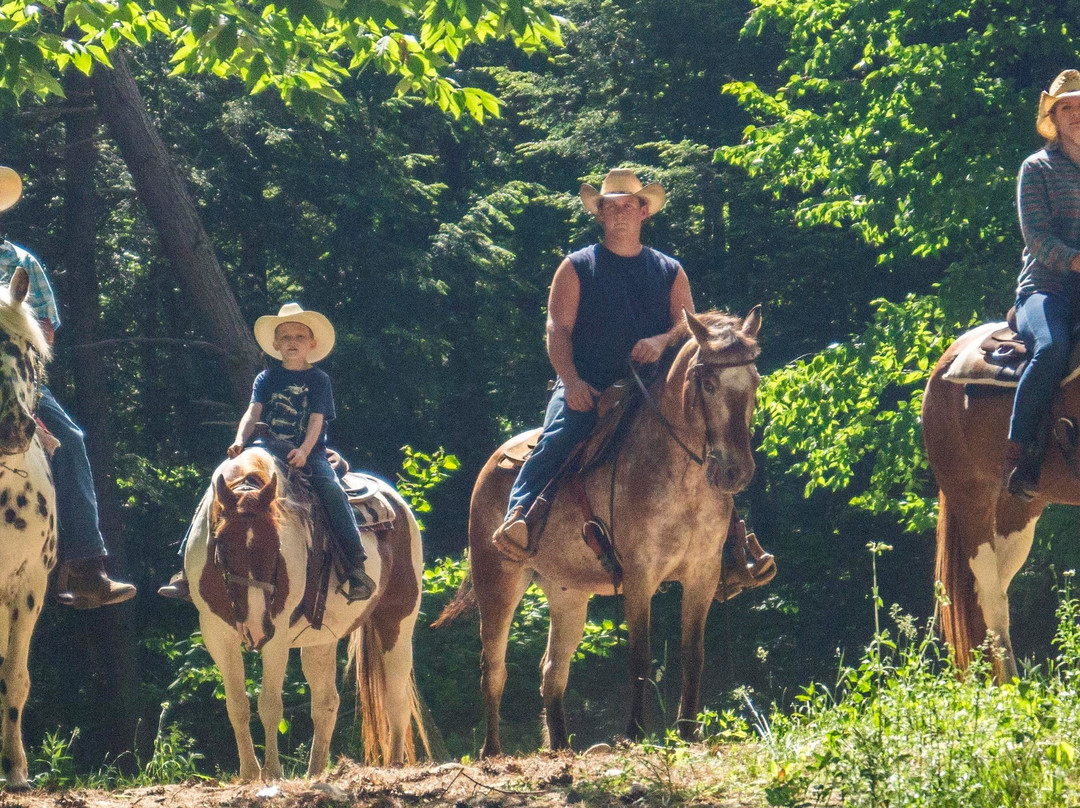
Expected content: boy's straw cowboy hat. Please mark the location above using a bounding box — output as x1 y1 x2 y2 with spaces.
254 303 336 363
0 167 22 213
579 168 665 216
1037 69 1080 140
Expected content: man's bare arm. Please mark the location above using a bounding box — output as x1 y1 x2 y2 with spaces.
546 258 599 411
629 266 695 363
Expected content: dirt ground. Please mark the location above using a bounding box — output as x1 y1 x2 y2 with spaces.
0 746 766 807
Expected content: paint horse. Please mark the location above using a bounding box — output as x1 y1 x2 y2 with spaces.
437 308 762 755
185 447 426 779
924 325 1080 682
0 267 55 789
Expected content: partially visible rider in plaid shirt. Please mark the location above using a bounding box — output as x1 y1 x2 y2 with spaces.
0 165 135 608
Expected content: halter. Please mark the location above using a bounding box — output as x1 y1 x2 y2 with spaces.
629 347 759 466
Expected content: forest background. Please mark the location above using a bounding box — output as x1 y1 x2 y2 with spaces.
2 0 1079 778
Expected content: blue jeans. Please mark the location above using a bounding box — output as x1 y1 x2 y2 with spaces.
1010 291 1080 444
306 452 367 566
506 382 597 519
37 387 108 561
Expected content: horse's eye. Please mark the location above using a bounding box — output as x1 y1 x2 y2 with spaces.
702 378 716 394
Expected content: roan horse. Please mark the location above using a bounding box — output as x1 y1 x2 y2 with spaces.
0 267 55 789
185 448 426 778
436 308 762 754
924 327 1080 682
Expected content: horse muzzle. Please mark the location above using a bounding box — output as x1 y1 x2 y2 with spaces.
705 451 755 492
236 620 274 652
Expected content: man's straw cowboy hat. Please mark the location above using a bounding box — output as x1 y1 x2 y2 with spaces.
254 303 336 363
0 167 22 214
579 168 666 216
1037 69 1080 140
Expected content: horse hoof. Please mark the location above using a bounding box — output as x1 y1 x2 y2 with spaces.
4 779 30 792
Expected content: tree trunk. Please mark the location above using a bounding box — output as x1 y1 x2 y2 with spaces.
60 69 141 773
89 48 261 407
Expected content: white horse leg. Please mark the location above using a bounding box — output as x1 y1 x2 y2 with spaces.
622 580 655 741
0 601 27 788
300 643 339 778
539 587 588 751
257 637 290 781
378 629 418 764
676 578 715 740
969 497 1040 682
201 619 261 781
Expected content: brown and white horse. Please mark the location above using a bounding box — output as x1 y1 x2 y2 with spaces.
436 308 762 755
185 448 426 779
0 267 54 789
924 328 1080 682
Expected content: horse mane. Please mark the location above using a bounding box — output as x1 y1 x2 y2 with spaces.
0 290 50 361
657 309 759 376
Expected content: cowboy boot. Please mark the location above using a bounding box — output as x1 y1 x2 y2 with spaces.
157 570 191 602
744 530 777 582
55 558 137 609
343 561 376 603
492 505 530 561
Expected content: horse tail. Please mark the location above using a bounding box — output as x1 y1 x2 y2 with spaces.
934 489 980 670
347 622 430 765
430 566 477 628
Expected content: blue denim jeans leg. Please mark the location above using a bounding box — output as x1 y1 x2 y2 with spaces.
1010 291 1077 444
307 452 367 565
37 387 108 561
506 381 598 520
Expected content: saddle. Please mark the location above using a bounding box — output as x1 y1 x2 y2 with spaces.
942 317 1080 389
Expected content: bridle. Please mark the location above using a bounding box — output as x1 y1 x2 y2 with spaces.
629 346 759 466
209 480 281 613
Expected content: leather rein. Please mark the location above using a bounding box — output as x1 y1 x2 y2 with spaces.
628 350 758 466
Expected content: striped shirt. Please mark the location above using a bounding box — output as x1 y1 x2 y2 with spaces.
1016 145 1080 298
0 240 60 330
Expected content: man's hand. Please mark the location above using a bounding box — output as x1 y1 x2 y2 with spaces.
287 447 311 468
226 442 244 458
564 377 600 412
630 334 668 365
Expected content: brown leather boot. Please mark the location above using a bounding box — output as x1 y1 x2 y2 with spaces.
492 505 531 561
55 558 137 609
157 571 191 602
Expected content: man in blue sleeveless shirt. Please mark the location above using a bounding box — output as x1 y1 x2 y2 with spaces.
494 169 694 551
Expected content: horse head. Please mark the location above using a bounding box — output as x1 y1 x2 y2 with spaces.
679 306 761 492
209 452 286 651
0 267 49 455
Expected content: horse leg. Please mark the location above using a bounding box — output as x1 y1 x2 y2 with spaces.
300 643 339 778
975 494 1042 682
0 591 37 790
477 568 531 758
376 623 419 764
623 581 654 741
676 579 714 740
257 637 290 780
539 587 589 751
201 620 261 781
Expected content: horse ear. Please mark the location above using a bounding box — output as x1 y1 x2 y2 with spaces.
215 474 238 511
684 308 712 346
257 473 278 508
9 267 29 305
741 305 762 339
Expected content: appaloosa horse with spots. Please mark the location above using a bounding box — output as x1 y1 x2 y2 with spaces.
436 308 762 755
185 448 426 778
0 267 55 789
924 329 1080 682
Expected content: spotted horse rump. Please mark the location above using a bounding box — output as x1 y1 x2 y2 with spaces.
185 447 428 780
0 267 54 790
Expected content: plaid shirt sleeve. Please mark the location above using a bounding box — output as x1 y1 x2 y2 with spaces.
0 241 61 330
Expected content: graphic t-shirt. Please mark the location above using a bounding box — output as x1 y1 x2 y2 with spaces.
251 365 335 450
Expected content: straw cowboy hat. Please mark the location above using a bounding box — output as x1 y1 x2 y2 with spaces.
254 303 336 363
0 167 22 213
579 168 666 216
1037 69 1080 140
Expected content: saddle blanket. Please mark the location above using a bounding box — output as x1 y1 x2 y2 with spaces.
942 321 1080 389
